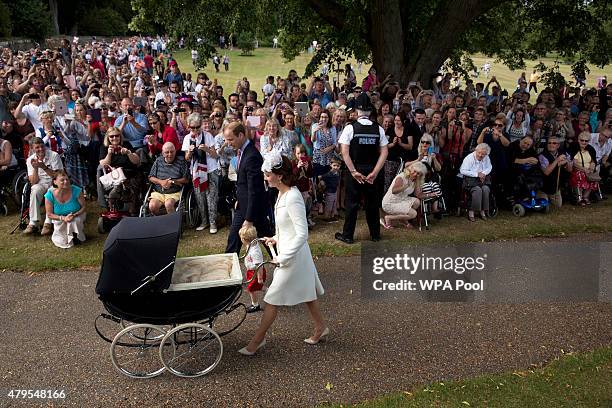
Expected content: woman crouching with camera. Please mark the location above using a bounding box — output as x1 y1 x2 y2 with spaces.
44 170 86 248
97 127 141 214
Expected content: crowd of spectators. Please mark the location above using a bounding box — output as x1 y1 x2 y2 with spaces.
0 35 610 247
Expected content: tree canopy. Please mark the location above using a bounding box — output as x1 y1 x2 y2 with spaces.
131 0 611 86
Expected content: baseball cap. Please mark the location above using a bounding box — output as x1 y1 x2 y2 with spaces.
169 60 177 66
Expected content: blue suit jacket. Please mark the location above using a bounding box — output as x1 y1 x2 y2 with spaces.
236 142 269 222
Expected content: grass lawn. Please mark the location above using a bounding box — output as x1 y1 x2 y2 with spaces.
326 346 612 408
170 48 612 95
0 196 610 272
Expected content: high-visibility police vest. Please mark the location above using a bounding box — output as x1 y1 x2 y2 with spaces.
349 120 380 167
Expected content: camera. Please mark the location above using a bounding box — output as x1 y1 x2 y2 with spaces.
127 108 133 116
174 107 186 113
455 119 462 126
113 146 122 154
215 112 223 118
246 106 254 113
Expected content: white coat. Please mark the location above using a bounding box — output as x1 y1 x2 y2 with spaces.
264 187 324 306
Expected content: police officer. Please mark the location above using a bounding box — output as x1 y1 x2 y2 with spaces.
335 92 388 244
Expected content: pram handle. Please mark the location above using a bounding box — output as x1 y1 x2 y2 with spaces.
239 238 277 261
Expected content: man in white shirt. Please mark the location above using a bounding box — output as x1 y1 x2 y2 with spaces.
20 93 45 130
24 137 64 235
335 93 388 244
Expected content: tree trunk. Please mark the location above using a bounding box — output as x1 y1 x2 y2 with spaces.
366 0 503 87
48 0 60 35
367 0 410 85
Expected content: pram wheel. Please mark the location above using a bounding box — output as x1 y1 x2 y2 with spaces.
0 202 7 216
97 217 107 234
110 324 167 379
186 189 200 228
512 204 525 217
159 323 223 378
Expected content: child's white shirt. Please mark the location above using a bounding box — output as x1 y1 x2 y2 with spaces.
244 244 264 270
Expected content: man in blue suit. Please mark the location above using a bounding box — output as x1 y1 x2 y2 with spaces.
223 122 272 253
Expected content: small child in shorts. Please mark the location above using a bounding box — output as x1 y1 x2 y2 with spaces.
292 144 314 225
318 157 341 221
239 225 266 313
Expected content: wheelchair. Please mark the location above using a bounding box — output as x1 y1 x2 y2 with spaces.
417 171 447 231
456 174 499 219
510 165 549 217
1 168 31 233
139 181 200 230
97 166 147 234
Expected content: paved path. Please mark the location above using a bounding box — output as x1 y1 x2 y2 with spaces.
1 239 611 407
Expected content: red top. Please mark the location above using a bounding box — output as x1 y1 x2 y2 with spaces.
146 127 181 155
292 156 313 193
144 54 154 68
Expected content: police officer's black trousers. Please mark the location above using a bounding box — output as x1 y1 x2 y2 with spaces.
341 167 383 240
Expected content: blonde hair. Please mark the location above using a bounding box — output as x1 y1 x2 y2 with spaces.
39 110 55 121
405 161 427 189
103 127 123 147
265 118 280 135
239 225 258 243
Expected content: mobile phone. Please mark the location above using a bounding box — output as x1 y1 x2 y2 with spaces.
295 102 309 118
127 108 133 116
133 96 147 107
54 99 68 116
428 146 433 155
246 115 261 128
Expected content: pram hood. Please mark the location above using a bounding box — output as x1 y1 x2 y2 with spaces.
96 212 181 295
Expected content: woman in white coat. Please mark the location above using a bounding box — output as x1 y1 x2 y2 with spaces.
239 152 328 355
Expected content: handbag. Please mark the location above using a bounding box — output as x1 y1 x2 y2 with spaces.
579 151 601 182
586 172 601 182
100 166 127 190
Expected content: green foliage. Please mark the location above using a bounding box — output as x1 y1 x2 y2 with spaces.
7 0 52 40
236 31 255 55
79 8 128 36
0 1 12 38
130 0 611 83
534 62 568 90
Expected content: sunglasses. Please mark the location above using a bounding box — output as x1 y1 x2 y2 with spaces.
189 126 200 130
494 124 504 128
108 134 120 138
420 141 431 145
579 139 589 142
547 142 559 145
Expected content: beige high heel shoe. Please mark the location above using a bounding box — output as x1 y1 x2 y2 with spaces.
238 339 266 356
304 327 330 345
